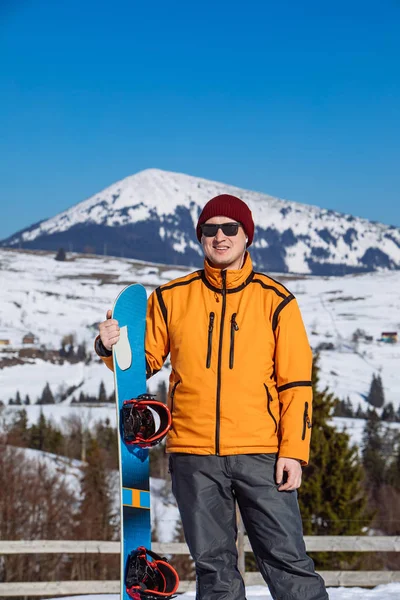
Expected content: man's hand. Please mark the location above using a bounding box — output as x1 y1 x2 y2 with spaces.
99 310 120 351
276 457 302 491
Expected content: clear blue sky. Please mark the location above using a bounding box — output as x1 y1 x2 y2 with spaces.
1 0 399 239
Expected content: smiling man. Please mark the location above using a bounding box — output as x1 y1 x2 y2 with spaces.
96 194 328 600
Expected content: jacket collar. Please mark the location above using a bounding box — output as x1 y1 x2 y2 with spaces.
203 252 254 292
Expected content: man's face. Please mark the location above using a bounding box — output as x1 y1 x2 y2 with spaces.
201 216 247 270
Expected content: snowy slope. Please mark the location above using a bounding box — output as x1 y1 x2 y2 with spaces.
16 447 179 543
1 247 400 452
2 169 400 275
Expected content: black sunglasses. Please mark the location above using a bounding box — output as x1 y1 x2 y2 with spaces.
200 222 242 237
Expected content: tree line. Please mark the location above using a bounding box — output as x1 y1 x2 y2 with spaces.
333 372 400 420
6 381 113 406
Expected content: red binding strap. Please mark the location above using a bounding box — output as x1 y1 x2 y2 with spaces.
123 398 172 448
125 546 179 600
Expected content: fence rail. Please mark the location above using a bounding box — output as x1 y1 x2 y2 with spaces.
2 537 400 554
1 538 400 596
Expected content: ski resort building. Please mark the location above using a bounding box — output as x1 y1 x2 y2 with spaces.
380 332 398 343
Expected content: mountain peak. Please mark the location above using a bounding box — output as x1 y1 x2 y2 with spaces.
2 169 400 276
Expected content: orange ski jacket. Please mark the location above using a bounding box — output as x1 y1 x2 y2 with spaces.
97 253 313 464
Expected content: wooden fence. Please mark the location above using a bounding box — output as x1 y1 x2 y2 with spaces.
1 537 400 596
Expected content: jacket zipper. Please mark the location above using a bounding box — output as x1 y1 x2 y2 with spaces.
206 312 215 368
170 380 181 414
302 401 312 440
264 384 278 433
229 313 239 369
215 270 227 455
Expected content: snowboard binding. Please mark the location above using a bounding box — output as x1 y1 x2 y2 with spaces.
122 394 172 448
125 546 179 600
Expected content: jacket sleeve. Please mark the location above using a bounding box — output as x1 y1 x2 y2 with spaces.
94 288 170 377
144 288 170 378
94 335 114 371
274 297 313 465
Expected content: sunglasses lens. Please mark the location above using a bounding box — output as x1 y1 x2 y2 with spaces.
201 224 219 237
201 223 240 237
221 224 239 236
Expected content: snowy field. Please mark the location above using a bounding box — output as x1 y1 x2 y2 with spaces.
1 248 400 452
46 583 400 600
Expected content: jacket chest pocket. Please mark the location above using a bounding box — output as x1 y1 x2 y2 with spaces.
264 384 278 433
206 312 215 368
229 313 239 369
205 310 239 369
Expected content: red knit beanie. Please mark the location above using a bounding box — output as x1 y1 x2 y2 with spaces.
196 194 254 247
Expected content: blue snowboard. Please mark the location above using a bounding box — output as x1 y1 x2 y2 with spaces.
112 284 150 600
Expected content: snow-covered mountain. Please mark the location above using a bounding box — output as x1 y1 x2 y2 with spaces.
2 169 400 276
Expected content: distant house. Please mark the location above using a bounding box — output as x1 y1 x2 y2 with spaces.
22 332 36 345
381 332 398 344
0 338 10 346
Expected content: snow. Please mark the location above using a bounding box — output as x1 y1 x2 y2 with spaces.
45 583 400 600
1 242 398 600
20 447 83 495
15 447 179 543
5 168 400 274
1 247 400 451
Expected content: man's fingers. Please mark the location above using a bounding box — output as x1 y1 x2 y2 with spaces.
278 470 293 491
278 471 302 492
275 463 283 486
103 319 119 328
278 479 296 491
106 309 112 319
276 458 302 492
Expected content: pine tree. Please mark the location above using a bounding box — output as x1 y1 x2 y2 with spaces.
367 374 385 408
27 412 63 454
355 403 365 419
7 409 30 446
386 438 400 490
38 382 55 405
15 391 22 405
24 394 30 405
76 342 87 362
298 356 369 569
98 381 107 403
362 409 386 496
344 397 354 417
382 402 395 422
29 412 47 451
55 247 66 261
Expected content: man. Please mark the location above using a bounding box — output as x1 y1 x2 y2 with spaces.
96 194 329 600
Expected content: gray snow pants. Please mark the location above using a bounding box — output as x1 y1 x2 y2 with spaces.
169 453 328 600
